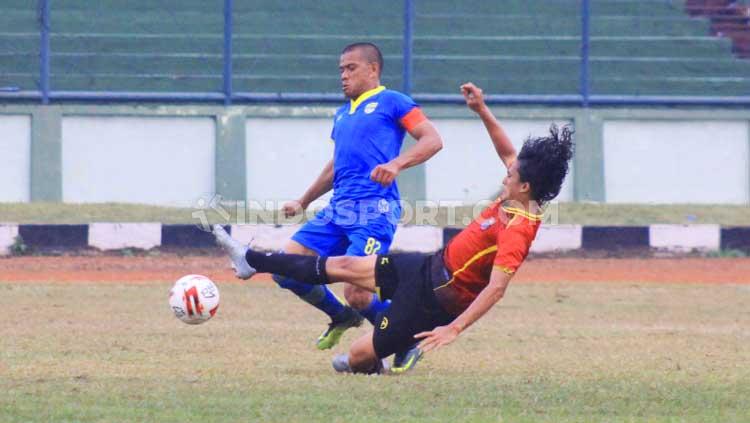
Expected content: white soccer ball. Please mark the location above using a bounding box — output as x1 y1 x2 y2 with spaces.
169 274 220 325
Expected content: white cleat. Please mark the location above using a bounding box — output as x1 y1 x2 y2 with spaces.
331 353 353 373
212 224 256 280
331 353 390 375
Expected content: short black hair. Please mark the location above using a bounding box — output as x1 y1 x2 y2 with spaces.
517 124 575 205
342 42 383 75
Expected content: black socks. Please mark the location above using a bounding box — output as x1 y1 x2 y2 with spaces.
244 250 330 285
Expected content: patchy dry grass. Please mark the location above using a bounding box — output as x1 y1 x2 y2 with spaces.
2 281 750 422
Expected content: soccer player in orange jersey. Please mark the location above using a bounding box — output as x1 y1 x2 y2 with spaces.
214 83 574 374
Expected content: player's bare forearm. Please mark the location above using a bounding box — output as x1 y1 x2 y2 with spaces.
393 120 443 170
449 269 510 333
461 82 516 169
299 159 334 208
475 105 516 169
415 269 511 352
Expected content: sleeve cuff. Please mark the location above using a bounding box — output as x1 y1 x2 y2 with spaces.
493 265 516 275
399 107 428 132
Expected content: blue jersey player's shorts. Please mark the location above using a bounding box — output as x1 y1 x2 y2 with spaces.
291 204 397 257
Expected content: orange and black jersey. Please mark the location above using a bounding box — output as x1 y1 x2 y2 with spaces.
434 200 541 315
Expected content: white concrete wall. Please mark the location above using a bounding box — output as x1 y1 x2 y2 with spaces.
391 225 443 252
649 224 720 252
0 115 31 202
62 116 215 206
0 225 19 255
426 119 575 205
530 225 583 253
5 111 746 207
89 223 161 250
246 118 334 206
603 120 749 204
231 224 301 251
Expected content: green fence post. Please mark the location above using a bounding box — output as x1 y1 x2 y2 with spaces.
215 109 247 202
573 110 605 202
30 106 62 201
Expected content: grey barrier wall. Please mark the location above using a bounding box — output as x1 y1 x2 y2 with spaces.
0 104 748 206
3 223 750 255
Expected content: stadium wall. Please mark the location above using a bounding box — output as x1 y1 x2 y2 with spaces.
0 114 30 202
0 104 749 206
1 223 748 255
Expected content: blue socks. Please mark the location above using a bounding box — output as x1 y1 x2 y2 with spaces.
273 275 346 318
359 295 391 325
274 276 391 324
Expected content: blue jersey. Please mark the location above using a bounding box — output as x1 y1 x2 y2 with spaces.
292 86 424 258
329 86 419 219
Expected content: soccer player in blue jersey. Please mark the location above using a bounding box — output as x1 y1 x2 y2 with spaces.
275 42 443 368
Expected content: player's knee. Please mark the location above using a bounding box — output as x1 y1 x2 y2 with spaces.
329 256 357 274
283 240 315 256
344 284 372 310
329 256 366 283
348 342 379 372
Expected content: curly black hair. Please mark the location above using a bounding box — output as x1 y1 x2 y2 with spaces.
517 124 575 205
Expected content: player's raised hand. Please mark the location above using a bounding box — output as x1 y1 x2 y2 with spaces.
281 200 304 218
461 82 486 113
414 324 461 353
370 161 401 186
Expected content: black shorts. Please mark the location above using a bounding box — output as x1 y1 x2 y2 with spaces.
372 252 455 358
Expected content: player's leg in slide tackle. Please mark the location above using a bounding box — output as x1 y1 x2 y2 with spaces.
214 225 422 374
341 229 421 371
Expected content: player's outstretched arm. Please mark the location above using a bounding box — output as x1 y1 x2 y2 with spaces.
370 120 443 186
415 268 512 353
461 82 517 170
282 159 334 217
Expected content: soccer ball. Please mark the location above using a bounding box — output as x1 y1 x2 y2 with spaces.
169 274 220 325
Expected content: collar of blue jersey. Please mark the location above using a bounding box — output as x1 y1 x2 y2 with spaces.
349 85 386 114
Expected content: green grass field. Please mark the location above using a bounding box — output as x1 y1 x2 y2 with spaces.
1 202 749 226
2 281 749 422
